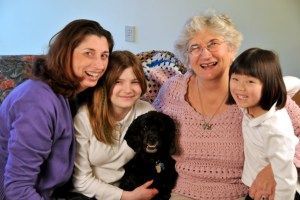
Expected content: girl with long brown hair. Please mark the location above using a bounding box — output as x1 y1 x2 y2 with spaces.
73 50 158 200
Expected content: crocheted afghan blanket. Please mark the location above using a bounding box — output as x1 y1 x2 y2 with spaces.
137 50 186 103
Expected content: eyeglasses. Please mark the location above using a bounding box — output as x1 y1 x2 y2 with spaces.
187 40 225 57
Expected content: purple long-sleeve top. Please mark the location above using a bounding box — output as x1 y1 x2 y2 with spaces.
0 79 75 200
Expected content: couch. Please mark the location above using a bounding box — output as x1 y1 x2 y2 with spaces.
0 51 299 106
0 51 186 105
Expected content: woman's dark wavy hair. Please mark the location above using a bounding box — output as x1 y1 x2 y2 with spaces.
227 47 287 110
31 19 114 98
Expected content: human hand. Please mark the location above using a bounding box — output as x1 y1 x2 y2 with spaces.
249 164 276 200
121 180 159 200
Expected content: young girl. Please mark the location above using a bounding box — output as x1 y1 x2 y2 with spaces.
72 50 158 200
227 47 298 200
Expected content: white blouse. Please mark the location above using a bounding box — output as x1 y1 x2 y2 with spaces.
73 100 154 200
241 104 298 200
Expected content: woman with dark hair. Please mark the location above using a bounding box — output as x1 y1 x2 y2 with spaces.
0 19 114 199
228 47 298 199
72 50 158 200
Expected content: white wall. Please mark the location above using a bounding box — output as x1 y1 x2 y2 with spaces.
0 0 299 77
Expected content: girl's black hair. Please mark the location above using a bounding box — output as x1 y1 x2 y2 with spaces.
226 47 286 110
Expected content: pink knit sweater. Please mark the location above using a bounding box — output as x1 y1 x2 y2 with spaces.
152 71 300 200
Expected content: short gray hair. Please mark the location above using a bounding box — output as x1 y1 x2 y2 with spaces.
174 10 243 67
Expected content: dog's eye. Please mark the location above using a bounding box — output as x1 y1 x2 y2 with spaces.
143 125 148 131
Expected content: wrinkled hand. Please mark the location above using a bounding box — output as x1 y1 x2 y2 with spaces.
121 180 159 200
249 165 276 200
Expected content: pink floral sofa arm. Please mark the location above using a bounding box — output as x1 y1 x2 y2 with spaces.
0 55 37 103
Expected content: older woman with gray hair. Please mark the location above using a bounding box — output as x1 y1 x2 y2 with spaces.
153 11 300 200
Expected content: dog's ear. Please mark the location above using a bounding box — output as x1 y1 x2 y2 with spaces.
124 114 144 152
166 114 177 155
159 112 177 155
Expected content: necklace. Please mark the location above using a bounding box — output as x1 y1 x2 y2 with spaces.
196 78 227 130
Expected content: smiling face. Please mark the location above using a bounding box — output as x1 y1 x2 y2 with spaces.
72 34 110 92
229 73 265 117
110 67 142 117
188 29 236 81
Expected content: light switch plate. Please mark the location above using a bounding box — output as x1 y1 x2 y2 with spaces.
125 25 135 42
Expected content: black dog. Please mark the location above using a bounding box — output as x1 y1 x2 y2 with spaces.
119 111 178 200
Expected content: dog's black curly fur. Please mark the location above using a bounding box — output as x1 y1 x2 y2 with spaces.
119 111 178 200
